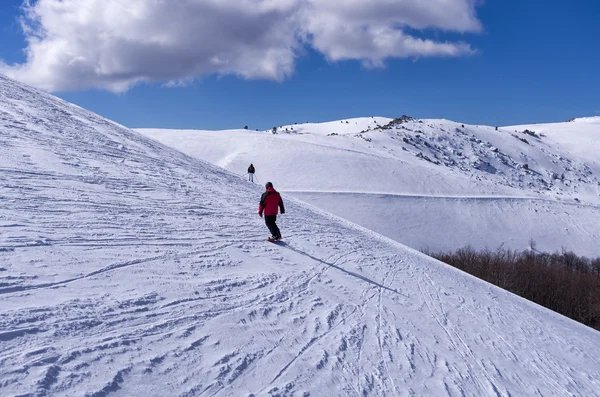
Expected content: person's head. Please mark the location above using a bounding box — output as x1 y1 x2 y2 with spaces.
265 182 273 190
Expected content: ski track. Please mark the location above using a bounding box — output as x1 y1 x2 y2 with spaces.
2 75 600 396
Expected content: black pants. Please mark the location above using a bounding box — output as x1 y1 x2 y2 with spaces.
265 215 281 238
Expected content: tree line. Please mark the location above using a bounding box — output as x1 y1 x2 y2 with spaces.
426 244 600 330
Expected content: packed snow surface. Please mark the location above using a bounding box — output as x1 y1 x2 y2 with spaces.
139 116 600 256
2 75 600 396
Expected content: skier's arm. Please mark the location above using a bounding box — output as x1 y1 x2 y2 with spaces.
258 192 267 216
279 196 285 214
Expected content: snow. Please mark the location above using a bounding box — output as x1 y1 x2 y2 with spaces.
568 116 600 124
290 192 600 255
2 74 600 396
138 117 600 256
505 118 600 166
270 117 393 136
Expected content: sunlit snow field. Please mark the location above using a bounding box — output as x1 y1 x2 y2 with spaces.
2 75 600 396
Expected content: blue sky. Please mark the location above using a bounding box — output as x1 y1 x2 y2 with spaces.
1 0 599 130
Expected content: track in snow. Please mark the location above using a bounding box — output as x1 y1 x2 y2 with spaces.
2 74 600 396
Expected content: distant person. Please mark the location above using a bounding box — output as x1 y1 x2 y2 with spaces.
247 163 255 182
258 182 285 241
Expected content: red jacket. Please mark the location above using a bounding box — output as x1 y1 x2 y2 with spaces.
259 187 285 216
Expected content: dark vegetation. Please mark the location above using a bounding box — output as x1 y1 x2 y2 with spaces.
426 244 600 330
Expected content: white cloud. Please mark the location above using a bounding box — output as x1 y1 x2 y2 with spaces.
1 0 482 92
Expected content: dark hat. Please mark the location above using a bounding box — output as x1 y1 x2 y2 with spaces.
265 182 273 189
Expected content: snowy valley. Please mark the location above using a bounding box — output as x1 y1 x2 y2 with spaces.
2 74 600 397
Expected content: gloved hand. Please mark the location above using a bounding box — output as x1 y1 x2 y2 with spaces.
258 212 263 218
280 211 285 215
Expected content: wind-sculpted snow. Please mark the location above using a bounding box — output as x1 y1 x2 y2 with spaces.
2 74 600 396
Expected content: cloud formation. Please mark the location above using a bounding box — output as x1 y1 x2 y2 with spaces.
1 0 482 92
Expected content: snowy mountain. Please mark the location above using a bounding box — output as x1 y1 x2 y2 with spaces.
138 116 600 257
2 74 600 396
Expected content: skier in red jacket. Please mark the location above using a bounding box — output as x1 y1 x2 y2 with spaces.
258 182 285 240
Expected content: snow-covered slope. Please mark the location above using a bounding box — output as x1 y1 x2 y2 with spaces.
506 117 600 167
2 75 600 396
270 117 393 136
138 117 600 256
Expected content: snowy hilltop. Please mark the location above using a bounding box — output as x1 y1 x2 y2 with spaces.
2 74 600 396
142 116 600 199
138 115 600 257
